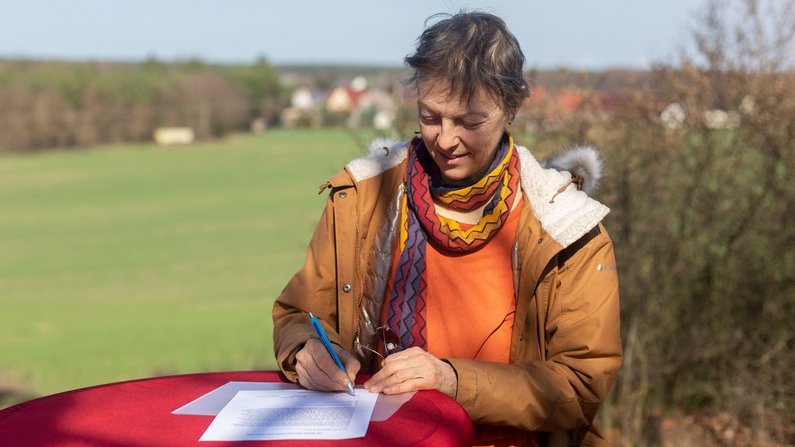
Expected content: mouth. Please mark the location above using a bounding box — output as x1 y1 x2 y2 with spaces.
440 152 467 161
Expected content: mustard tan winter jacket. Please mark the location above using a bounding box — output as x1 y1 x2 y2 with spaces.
272 141 622 446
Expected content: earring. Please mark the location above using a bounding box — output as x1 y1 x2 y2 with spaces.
414 130 421 135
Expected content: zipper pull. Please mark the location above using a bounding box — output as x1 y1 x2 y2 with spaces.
317 180 332 195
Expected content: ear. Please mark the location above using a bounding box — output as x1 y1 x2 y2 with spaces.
506 111 516 126
506 102 524 125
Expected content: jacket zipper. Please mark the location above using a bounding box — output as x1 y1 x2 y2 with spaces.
351 217 363 354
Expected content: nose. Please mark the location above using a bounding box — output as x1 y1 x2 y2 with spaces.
436 119 459 150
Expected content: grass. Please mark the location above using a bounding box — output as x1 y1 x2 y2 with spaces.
0 128 365 405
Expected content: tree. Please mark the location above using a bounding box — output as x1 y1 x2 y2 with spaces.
528 0 795 444
607 0 795 444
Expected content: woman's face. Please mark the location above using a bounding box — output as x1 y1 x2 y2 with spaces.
417 79 510 186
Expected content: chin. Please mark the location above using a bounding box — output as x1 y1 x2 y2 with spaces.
440 170 475 186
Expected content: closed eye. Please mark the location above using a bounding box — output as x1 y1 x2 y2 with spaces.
460 120 486 130
420 114 440 125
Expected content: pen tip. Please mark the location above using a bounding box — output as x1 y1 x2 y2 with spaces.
346 382 356 396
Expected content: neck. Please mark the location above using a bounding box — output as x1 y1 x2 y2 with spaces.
434 189 523 224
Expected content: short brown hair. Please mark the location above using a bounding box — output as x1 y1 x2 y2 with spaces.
405 11 530 118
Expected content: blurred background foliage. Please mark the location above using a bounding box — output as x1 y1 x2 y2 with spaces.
0 57 286 151
522 1 795 444
0 0 793 445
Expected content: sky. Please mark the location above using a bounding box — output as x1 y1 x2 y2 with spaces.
0 1 705 69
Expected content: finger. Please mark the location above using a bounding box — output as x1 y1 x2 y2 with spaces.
307 339 350 383
376 346 426 367
363 361 393 389
363 351 410 388
377 355 457 397
308 340 356 388
296 362 326 391
308 351 348 391
372 368 431 394
306 339 358 387
336 347 362 382
365 357 422 391
365 348 445 392
296 350 324 391
382 376 430 395
297 339 347 391
372 364 425 392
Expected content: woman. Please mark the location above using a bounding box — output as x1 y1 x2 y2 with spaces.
273 11 621 446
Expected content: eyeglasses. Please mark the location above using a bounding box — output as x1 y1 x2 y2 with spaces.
357 325 403 360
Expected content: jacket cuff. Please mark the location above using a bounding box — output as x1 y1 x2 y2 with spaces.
276 325 318 382
440 359 459 399
446 358 479 412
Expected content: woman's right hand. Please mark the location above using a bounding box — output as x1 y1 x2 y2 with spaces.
295 337 361 391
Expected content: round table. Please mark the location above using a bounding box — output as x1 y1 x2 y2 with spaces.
0 371 473 446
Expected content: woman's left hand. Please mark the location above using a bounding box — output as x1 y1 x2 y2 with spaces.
363 347 457 398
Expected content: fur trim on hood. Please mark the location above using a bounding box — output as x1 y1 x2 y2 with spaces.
542 145 603 195
366 137 401 157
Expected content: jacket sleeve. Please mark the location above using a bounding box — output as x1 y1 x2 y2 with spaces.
447 224 622 432
272 195 342 382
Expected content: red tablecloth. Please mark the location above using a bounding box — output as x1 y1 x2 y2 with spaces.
0 371 473 446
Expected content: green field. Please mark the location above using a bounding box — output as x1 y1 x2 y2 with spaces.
0 128 365 406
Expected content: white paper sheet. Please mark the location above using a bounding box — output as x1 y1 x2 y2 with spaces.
172 381 300 415
173 381 414 422
198 388 379 441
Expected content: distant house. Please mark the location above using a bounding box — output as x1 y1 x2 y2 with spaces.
280 87 327 128
291 87 325 111
326 87 355 113
280 74 400 129
359 88 395 112
325 75 368 113
153 127 194 146
327 91 364 114
291 88 314 110
360 88 397 130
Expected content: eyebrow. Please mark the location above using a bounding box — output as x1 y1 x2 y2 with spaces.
417 101 491 121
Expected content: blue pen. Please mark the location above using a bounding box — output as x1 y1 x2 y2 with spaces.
308 312 356 396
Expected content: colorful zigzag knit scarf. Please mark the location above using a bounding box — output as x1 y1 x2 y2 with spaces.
386 134 520 349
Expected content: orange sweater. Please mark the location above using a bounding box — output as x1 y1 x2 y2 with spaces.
426 203 537 447
425 201 520 363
